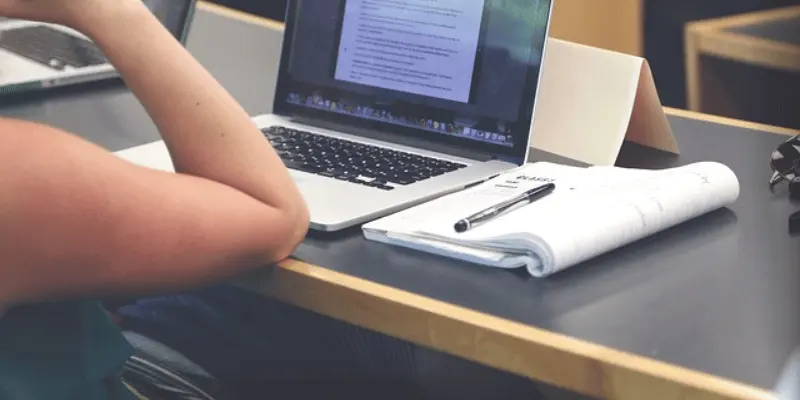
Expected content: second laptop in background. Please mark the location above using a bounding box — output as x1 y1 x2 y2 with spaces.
0 0 196 94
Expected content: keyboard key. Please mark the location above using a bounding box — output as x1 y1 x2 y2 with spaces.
263 126 466 190
0 25 107 70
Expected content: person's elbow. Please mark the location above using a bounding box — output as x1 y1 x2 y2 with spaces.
266 201 310 263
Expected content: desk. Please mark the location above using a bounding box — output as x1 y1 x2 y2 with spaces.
1 3 798 400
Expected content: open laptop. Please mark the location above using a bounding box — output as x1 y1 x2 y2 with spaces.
116 0 554 232
0 0 196 95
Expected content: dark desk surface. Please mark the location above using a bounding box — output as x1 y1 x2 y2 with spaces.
1 3 798 399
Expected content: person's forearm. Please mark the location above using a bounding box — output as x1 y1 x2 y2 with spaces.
74 2 304 215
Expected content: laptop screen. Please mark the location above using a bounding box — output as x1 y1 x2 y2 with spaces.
142 0 195 39
274 0 552 163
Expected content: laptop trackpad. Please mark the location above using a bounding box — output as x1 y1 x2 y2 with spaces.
291 170 386 221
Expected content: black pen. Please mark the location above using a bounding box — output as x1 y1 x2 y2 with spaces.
453 183 556 233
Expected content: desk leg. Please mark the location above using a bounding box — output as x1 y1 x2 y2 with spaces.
685 25 702 111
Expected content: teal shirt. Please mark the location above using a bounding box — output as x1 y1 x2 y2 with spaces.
0 301 137 400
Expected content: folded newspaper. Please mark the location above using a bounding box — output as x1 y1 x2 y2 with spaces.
363 162 740 277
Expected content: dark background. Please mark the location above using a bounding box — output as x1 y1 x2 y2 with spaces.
211 0 797 110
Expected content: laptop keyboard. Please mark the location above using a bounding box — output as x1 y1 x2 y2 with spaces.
0 25 107 70
262 126 467 191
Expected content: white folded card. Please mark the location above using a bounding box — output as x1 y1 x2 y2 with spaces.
363 161 740 277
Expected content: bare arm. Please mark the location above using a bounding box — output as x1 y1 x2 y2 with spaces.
81 1 304 218
0 2 308 305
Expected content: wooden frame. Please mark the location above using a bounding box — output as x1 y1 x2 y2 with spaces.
684 6 800 112
196 3 798 399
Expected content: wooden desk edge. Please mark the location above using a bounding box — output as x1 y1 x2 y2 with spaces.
198 3 784 398
664 107 798 137
196 1 286 30
233 259 775 400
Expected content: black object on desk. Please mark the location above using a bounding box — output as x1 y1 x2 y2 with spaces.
791 179 800 201
789 211 800 235
768 135 799 189
454 183 556 233
768 134 800 232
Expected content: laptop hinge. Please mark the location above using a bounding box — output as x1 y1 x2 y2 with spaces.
286 115 497 162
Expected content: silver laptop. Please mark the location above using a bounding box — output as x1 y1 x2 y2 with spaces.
116 0 554 232
0 0 196 95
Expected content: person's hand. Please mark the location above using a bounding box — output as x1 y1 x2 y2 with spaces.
0 0 140 30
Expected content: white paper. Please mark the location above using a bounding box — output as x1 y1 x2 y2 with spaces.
775 347 800 400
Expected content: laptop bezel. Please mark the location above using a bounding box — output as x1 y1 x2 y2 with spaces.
272 0 554 166
0 0 197 96
171 0 198 45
